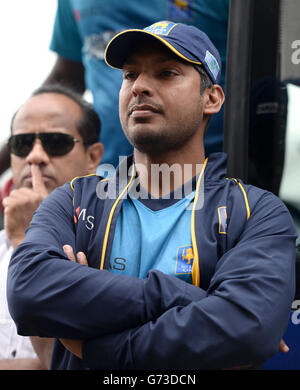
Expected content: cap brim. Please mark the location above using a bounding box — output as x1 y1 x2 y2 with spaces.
104 29 202 69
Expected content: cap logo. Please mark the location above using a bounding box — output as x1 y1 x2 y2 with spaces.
204 50 220 82
144 21 177 36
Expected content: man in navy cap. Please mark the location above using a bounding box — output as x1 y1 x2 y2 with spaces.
7 22 296 370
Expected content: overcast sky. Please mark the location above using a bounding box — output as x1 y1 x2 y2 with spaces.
0 1 57 146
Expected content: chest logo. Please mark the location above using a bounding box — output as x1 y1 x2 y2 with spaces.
73 206 95 231
168 0 192 20
175 245 194 274
218 206 227 235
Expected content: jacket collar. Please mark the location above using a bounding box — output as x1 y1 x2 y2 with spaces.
112 152 228 196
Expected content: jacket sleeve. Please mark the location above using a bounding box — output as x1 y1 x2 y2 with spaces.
81 192 297 369
7 184 206 339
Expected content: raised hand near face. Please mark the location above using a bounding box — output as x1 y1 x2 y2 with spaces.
3 164 48 248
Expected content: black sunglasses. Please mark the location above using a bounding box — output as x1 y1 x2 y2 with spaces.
8 132 83 157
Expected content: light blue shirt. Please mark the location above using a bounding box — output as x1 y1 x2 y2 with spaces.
110 191 196 284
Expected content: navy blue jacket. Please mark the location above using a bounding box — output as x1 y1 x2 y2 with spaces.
7 153 297 369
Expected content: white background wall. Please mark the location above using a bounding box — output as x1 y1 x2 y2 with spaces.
0 1 57 147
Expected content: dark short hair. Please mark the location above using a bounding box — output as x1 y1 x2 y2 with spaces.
194 65 213 94
11 84 101 145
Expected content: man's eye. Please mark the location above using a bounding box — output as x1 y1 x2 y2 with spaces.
124 71 137 80
160 70 178 77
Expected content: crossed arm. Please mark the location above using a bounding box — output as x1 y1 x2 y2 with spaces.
61 245 290 366
7 186 296 369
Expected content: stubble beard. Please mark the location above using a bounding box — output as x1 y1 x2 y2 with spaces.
123 119 200 156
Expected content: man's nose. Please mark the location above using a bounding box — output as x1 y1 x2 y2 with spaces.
25 139 50 165
131 73 153 97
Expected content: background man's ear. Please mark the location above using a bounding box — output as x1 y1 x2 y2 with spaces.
204 85 225 115
86 142 104 173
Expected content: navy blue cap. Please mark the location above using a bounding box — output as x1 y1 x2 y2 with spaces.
105 21 222 84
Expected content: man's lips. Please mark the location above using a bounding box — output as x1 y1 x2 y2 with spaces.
128 104 162 117
23 174 54 184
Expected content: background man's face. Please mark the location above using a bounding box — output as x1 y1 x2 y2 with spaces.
11 93 93 193
119 43 205 155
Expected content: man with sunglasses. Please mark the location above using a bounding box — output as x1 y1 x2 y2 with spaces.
7 23 296 370
0 84 103 369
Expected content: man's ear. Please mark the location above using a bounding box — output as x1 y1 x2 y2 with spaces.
203 85 225 115
85 142 104 173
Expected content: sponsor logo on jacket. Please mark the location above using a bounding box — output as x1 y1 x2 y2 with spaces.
74 207 95 231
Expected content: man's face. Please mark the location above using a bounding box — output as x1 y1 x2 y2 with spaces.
11 92 94 193
119 43 205 155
